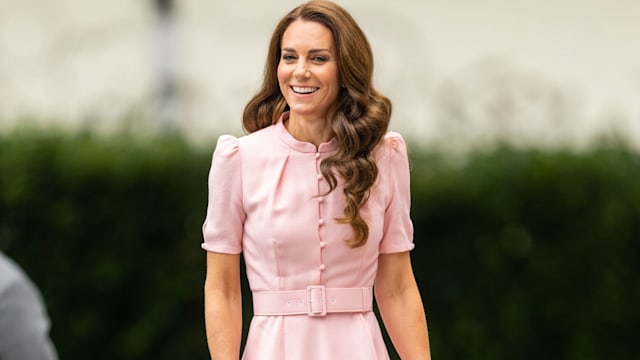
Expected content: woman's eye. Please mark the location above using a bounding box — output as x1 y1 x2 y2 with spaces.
313 56 328 63
282 54 296 61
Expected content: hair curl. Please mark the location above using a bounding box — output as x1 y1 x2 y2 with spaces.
243 0 391 247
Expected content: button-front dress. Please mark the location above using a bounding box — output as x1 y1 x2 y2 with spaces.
202 112 415 359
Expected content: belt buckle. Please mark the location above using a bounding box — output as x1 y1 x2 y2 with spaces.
306 285 327 316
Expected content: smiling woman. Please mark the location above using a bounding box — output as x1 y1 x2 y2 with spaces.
202 1 431 359
277 20 340 146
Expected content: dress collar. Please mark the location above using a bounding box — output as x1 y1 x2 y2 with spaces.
277 112 338 153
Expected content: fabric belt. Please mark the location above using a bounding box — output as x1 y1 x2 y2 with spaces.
252 285 373 317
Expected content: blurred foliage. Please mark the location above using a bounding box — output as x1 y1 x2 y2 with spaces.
0 131 212 359
1 131 638 359
409 140 640 360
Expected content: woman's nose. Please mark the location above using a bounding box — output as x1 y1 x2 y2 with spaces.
293 61 310 78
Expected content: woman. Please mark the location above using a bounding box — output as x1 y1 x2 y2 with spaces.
202 1 431 359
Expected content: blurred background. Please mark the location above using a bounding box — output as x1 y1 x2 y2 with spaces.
0 0 638 359
2 0 639 146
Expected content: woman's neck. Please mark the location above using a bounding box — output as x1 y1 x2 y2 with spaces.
285 113 333 148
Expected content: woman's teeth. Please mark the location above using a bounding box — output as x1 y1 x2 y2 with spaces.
292 86 319 94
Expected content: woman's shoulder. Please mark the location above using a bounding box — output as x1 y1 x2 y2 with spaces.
376 131 408 159
212 134 239 159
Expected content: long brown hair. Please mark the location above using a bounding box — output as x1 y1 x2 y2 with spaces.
243 0 392 247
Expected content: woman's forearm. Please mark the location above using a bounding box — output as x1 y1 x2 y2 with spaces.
377 284 431 360
204 252 243 359
204 286 242 359
375 252 431 359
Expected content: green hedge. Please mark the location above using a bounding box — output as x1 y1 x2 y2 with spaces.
1 132 638 359
0 132 212 359
410 143 640 359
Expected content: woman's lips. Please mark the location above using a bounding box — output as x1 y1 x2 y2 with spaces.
291 86 319 94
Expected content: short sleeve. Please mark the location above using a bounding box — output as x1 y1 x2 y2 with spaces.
201 135 245 254
378 132 415 254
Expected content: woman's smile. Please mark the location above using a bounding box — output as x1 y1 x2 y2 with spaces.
291 86 320 94
277 19 340 122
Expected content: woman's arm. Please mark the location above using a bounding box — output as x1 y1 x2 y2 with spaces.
204 251 242 359
375 251 431 360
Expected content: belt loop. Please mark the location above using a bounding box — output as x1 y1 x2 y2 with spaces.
306 285 327 316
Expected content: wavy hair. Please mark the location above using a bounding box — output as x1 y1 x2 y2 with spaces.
243 0 392 247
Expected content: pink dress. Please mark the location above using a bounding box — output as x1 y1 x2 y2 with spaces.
202 112 414 359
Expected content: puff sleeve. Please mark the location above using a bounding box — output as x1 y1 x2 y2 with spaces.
378 133 415 254
201 135 245 254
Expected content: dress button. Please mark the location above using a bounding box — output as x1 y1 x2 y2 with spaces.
318 196 324 203
319 241 326 248
318 219 325 225
317 173 323 181
319 264 326 271
315 152 321 159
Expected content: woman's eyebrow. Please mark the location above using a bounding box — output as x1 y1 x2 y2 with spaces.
282 47 332 53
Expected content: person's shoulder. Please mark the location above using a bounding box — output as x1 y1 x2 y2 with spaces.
382 131 406 148
0 252 28 293
212 134 239 160
375 131 408 159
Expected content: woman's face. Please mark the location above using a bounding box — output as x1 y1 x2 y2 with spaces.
277 19 340 121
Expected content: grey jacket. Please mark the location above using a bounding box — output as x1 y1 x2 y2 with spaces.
0 252 57 360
